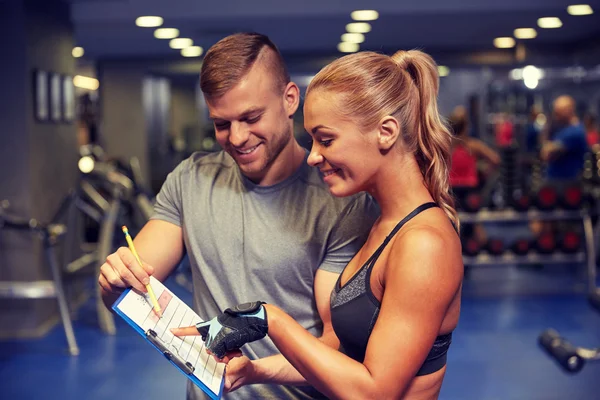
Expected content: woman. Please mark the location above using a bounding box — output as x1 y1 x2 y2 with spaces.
176 50 463 400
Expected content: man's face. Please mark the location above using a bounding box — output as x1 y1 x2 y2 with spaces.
206 63 295 183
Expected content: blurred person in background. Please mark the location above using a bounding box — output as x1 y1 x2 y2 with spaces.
448 106 500 247
540 95 588 181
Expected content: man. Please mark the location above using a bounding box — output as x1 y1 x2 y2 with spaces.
98 32 378 399
541 95 588 180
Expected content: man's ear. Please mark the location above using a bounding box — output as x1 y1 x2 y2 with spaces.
283 82 300 118
378 116 401 151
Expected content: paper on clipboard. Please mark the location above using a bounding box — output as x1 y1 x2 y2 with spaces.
113 276 225 399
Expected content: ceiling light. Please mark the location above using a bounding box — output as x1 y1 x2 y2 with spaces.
351 10 379 21
169 38 193 49
514 28 537 39
341 33 365 43
524 77 539 89
338 42 359 53
493 37 515 48
510 68 523 80
181 46 203 57
72 47 84 58
438 66 449 77
538 17 562 29
567 4 593 15
135 16 163 28
523 65 544 80
346 22 371 33
154 28 179 39
73 75 99 91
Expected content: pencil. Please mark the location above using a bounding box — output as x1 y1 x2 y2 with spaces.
121 226 162 316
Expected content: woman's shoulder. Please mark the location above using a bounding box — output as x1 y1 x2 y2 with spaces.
387 219 462 278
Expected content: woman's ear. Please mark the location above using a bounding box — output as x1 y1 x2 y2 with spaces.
378 116 401 151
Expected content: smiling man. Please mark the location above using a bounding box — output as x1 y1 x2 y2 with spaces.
98 32 379 399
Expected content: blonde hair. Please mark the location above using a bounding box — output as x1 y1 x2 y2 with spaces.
307 50 458 229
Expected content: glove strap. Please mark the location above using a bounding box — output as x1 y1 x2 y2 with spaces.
224 301 266 316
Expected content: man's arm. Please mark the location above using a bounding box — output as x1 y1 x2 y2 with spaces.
99 219 185 309
540 141 565 162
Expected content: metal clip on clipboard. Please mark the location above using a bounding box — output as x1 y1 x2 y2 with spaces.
146 329 195 374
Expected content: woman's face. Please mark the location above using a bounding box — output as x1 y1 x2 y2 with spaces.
303 90 381 197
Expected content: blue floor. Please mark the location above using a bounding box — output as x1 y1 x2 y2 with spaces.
1 278 599 400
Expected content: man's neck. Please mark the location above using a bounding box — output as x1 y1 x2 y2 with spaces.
253 140 306 187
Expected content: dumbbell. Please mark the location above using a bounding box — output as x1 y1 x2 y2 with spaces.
560 231 581 253
538 329 585 373
535 232 556 254
511 238 532 255
535 185 558 211
561 185 583 210
511 190 531 212
589 289 600 313
485 238 505 255
462 237 482 256
462 192 483 213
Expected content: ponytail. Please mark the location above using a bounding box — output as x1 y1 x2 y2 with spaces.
391 50 459 230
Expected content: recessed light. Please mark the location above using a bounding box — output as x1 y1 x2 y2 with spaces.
169 38 193 49
72 47 84 58
351 10 379 21
494 37 515 48
567 4 593 16
135 16 163 28
538 17 562 29
154 28 179 39
181 46 203 57
514 28 537 39
73 75 99 91
341 33 365 44
346 22 371 33
338 42 359 53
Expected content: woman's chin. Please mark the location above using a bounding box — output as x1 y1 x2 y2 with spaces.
329 184 357 198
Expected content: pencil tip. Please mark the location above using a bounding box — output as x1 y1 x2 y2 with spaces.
122 226 128 234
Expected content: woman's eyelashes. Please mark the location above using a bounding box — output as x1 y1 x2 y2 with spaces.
320 139 333 147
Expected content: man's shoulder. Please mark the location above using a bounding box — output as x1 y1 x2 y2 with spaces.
173 151 236 177
298 166 369 205
559 124 586 137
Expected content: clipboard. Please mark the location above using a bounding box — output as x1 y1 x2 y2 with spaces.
112 277 225 399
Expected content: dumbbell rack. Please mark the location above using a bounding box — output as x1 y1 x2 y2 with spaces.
459 208 597 294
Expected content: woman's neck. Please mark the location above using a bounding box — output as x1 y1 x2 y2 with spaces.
365 154 434 222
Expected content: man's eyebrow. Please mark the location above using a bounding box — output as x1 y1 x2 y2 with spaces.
210 107 266 121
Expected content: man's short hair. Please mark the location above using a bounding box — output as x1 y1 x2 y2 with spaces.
200 32 290 99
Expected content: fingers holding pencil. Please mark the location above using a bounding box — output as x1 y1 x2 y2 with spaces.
121 226 162 316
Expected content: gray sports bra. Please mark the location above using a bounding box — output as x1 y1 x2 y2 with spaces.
330 202 453 376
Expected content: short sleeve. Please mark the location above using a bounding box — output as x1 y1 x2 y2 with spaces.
319 194 380 273
150 158 189 227
557 126 588 152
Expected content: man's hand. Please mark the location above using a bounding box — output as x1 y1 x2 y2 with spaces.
171 301 268 359
98 246 154 294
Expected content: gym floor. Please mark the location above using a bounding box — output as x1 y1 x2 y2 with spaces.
1 273 599 400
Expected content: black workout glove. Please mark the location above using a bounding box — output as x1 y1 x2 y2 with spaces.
195 301 268 359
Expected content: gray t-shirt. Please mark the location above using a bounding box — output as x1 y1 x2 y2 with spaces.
152 151 379 400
